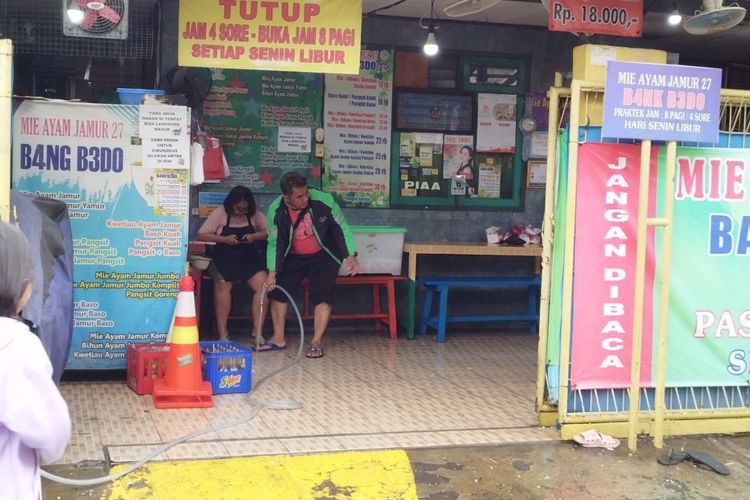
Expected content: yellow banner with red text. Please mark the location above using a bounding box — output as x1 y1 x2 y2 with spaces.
178 0 362 74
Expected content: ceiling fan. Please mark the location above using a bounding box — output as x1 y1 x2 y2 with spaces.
683 0 746 34
443 0 502 18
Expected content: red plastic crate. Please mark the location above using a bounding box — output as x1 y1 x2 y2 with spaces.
126 342 170 395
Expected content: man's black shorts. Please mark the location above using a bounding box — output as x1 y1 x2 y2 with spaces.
269 251 340 306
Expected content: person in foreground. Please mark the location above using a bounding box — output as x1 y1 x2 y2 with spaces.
0 221 72 499
197 185 268 342
262 172 359 358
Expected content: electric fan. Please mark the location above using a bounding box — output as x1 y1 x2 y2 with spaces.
443 0 503 18
63 0 129 39
683 0 746 34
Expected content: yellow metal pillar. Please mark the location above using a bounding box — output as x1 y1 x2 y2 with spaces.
557 80 590 425
653 141 677 448
535 86 567 420
626 140 652 451
0 39 12 222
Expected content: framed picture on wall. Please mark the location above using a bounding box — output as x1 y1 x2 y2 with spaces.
395 91 474 133
462 56 527 95
526 159 546 188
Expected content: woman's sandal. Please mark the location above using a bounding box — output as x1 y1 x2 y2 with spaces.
572 429 620 450
305 345 324 359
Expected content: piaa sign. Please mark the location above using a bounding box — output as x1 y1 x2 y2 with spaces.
178 0 362 74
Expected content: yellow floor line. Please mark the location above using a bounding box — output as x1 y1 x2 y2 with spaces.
106 449 418 499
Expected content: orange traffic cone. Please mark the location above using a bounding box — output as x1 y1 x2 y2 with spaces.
152 274 213 409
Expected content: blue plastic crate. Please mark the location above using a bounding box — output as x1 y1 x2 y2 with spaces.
116 87 165 105
199 341 252 394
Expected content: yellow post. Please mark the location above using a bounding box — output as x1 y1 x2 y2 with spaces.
653 141 677 448
0 39 12 222
627 140 652 451
535 86 564 415
557 80 586 425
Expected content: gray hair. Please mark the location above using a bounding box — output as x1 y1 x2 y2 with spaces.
0 222 33 318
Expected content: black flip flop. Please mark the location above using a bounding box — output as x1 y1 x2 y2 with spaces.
686 449 730 475
658 448 730 475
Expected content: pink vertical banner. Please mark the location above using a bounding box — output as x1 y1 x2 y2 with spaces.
570 142 656 389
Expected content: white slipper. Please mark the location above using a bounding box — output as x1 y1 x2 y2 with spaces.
572 429 620 450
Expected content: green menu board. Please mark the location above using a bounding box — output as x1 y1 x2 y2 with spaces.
202 69 323 192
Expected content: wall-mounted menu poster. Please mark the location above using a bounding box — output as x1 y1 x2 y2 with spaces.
323 49 394 208
202 69 323 192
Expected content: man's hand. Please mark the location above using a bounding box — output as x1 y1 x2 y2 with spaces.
263 271 277 291
344 255 360 276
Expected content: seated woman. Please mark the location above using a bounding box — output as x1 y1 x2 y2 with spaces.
197 186 268 341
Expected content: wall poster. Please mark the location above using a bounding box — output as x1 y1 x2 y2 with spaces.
473 153 515 200
323 48 393 208
398 132 445 198
202 69 323 192
476 93 517 153
443 135 475 196
442 135 474 179
477 160 502 198
12 101 190 369
395 92 473 132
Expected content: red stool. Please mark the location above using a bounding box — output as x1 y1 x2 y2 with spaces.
301 275 405 338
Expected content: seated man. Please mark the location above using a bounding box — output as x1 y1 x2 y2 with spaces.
261 172 359 358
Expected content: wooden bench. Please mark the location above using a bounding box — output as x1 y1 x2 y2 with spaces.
191 268 405 338
301 275 406 339
418 276 541 342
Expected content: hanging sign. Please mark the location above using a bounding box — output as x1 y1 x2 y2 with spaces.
664 146 750 387
570 142 657 389
602 61 721 143
548 0 643 37
178 0 362 74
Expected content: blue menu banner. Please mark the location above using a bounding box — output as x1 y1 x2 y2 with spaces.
602 61 721 143
12 101 190 369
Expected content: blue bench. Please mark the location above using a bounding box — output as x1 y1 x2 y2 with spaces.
418 276 541 342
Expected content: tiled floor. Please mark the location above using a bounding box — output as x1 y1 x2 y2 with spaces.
58 330 559 465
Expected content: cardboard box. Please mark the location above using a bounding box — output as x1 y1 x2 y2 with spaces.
572 45 668 126
572 44 667 83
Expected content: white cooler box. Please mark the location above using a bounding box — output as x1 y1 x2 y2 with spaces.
339 225 407 275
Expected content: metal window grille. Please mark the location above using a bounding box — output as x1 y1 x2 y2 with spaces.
0 0 155 58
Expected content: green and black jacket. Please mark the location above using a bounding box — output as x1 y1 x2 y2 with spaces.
265 188 356 272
